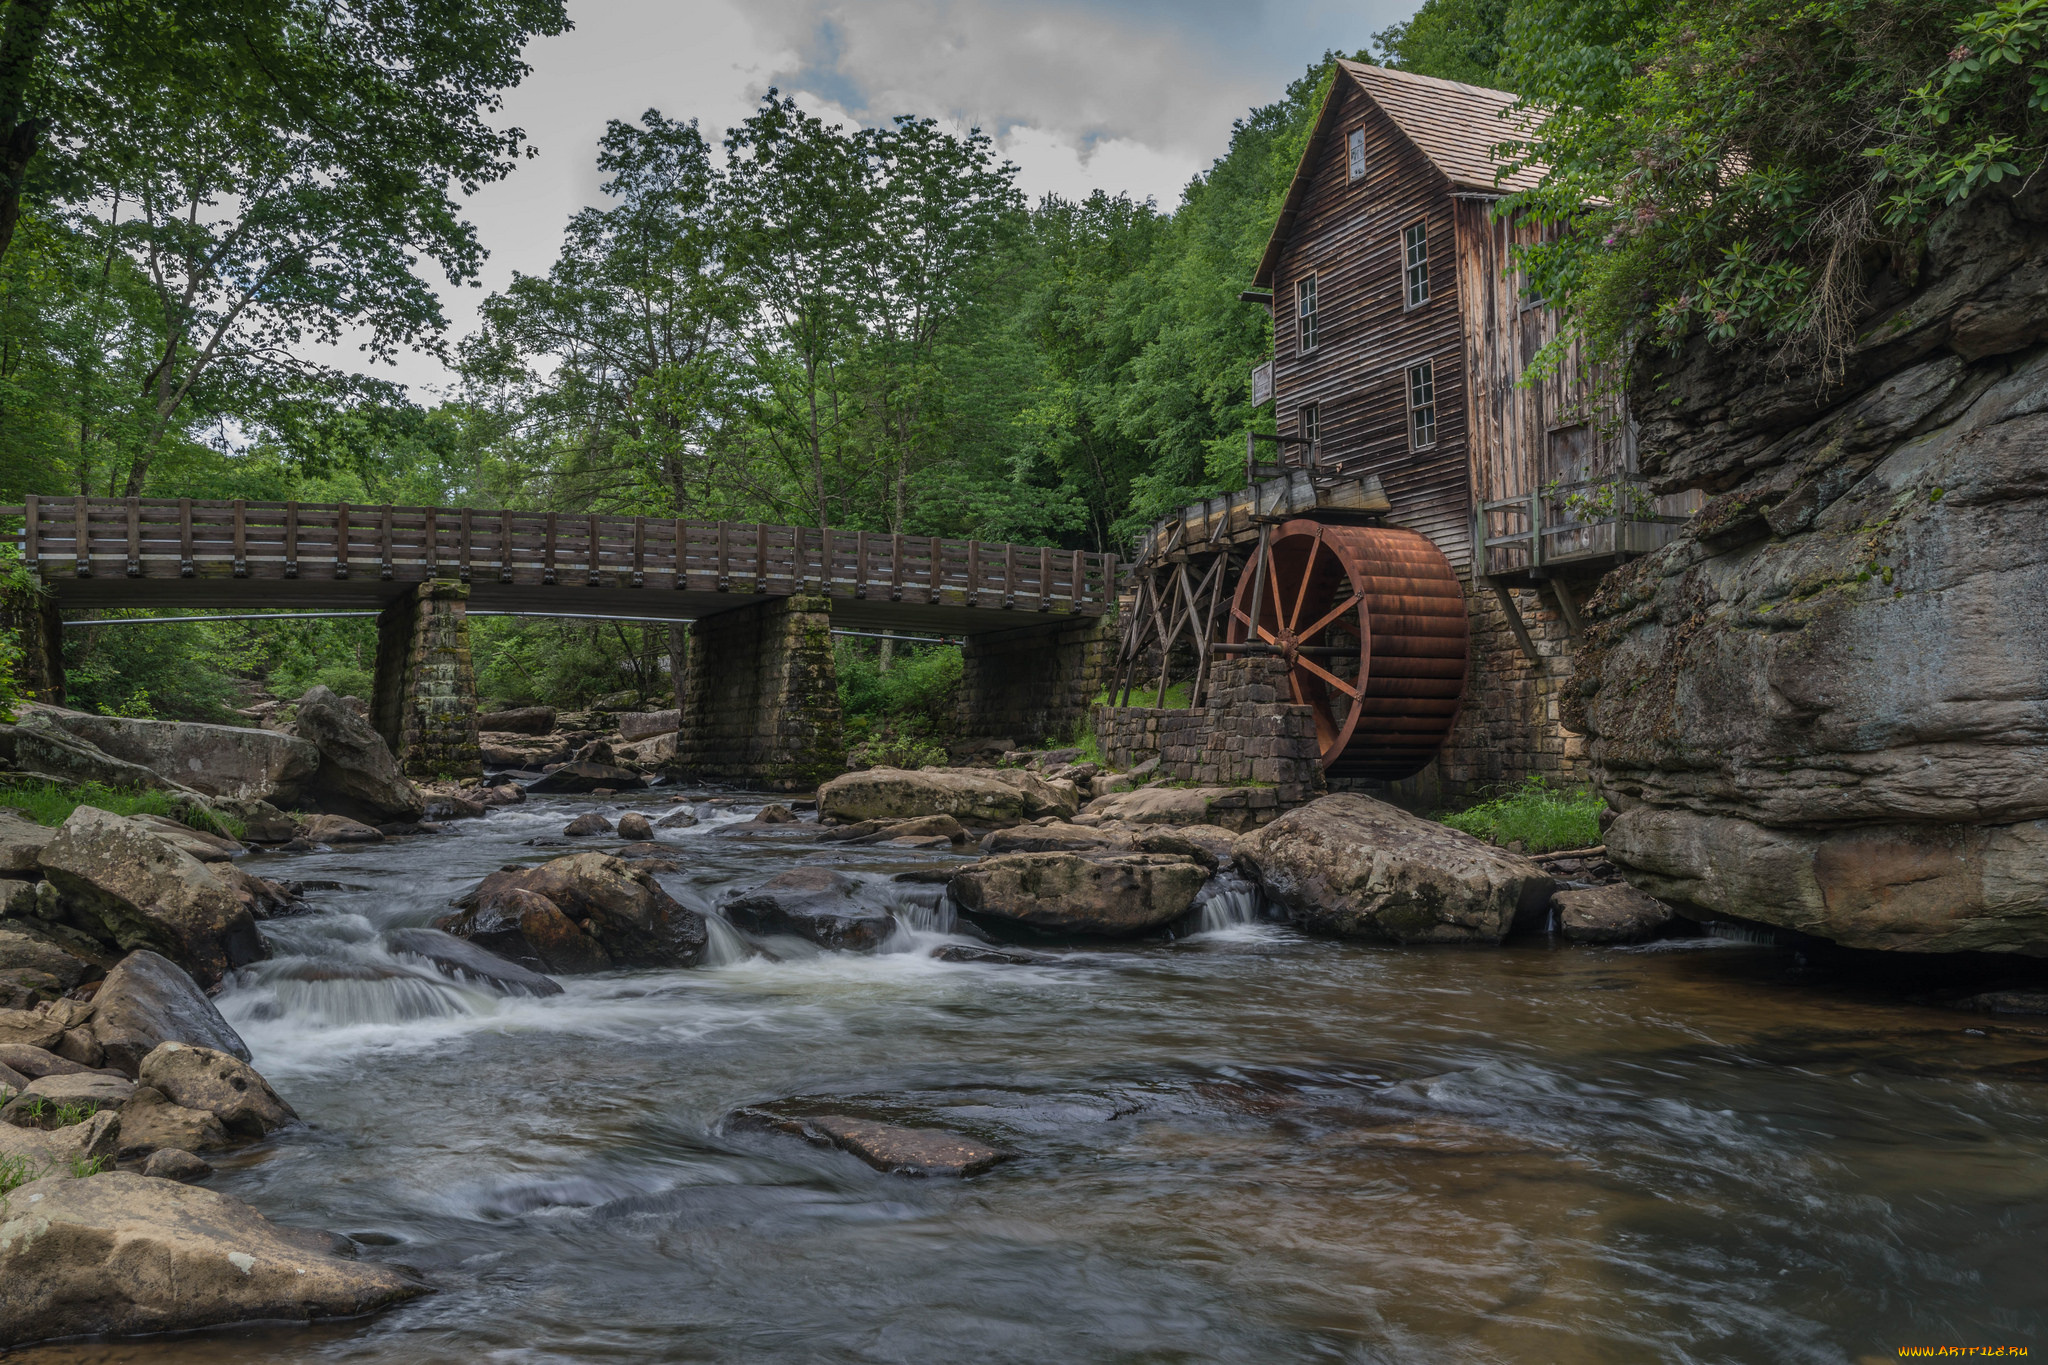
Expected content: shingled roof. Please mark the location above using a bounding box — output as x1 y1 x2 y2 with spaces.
1252 61 1544 287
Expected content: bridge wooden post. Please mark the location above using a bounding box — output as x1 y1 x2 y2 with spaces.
668 593 842 791
371 581 482 781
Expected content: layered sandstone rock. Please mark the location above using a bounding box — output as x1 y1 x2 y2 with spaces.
1575 187 2048 954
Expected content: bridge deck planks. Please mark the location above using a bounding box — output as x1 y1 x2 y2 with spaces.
0 497 1117 636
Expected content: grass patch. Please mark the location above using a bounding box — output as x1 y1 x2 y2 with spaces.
1093 680 1194 709
0 781 245 840
1438 778 1605 854
0 1153 38 1194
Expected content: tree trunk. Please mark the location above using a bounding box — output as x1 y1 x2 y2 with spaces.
0 0 56 267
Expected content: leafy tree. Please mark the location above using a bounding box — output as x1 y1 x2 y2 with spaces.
1374 0 1517 89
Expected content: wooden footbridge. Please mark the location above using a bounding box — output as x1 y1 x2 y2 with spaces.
4 495 1118 635
0 496 1123 790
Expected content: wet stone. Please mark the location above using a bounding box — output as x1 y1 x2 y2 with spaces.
736 1108 1012 1176
616 812 654 841
142 1146 214 1181
563 813 613 837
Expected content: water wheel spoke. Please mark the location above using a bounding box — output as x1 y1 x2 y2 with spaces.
1286 535 1322 631
1298 594 1360 642
1294 653 1362 700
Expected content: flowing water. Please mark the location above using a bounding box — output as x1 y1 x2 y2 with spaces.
17 792 2048 1364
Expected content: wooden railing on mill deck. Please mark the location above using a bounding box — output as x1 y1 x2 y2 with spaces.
0 495 1119 614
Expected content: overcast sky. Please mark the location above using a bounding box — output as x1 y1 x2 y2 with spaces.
348 0 1412 395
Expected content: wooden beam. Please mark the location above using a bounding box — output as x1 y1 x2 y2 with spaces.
1489 580 1543 667
1548 575 1582 637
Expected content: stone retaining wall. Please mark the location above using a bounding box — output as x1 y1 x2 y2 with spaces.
1094 657 1325 810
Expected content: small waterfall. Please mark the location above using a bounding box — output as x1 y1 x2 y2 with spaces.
1702 920 1794 947
1189 872 1264 934
698 913 756 968
229 958 482 1026
892 889 956 936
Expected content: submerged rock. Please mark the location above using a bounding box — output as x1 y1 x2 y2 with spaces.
615 812 653 841
735 1108 1011 1176
949 851 1208 936
446 853 706 971
299 813 384 845
87 950 252 1076
654 806 698 830
384 927 564 997
718 869 894 951
291 686 426 823
929 943 1057 966
0 1171 428 1348
34 809 267 988
1551 884 1675 944
1234 794 1554 945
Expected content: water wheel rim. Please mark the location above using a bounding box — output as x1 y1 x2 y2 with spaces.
1227 523 1371 767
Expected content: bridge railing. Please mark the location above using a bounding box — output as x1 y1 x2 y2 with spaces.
0 496 1118 614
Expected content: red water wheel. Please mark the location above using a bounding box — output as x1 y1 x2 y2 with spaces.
1224 520 1468 781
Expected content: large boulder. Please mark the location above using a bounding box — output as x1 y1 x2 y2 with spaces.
526 761 648 794
480 733 572 770
618 709 680 741
819 767 1030 828
1577 188 2048 954
476 705 556 735
718 869 895 951
0 1172 427 1347
1080 785 1272 834
29 710 317 804
444 854 705 971
5 713 199 796
291 685 425 823
33 809 265 987
983 769 1082 821
0 812 53 873
86 950 252 1076
949 851 1209 936
1551 883 1675 945
137 1043 295 1139
115 1089 233 1159
1233 794 1554 945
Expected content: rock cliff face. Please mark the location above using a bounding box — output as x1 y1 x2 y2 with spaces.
1574 187 2048 954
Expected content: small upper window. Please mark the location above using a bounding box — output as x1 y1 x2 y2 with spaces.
1407 360 1437 450
1347 128 1366 182
1296 274 1318 354
1404 222 1430 308
1300 402 1320 452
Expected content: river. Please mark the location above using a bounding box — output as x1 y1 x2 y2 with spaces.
15 790 2048 1363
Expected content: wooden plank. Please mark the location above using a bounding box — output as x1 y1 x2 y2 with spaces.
500 510 515 583
232 501 247 578
284 501 300 577
754 523 766 591
22 493 37 568
1002 543 1016 608
335 502 350 578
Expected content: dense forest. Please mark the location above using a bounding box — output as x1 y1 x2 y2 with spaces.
4 0 2039 723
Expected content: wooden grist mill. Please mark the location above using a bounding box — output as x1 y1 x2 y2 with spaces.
1106 451 1469 783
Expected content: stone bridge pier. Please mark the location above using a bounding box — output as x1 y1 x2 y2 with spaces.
371 581 482 781
670 594 843 791
953 613 1119 750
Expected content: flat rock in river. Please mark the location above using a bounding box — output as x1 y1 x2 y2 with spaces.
447 853 706 970
718 869 894 951
1233 794 1554 945
949 851 1208 936
527 761 648 794
736 1108 1011 1176
385 927 564 996
1551 884 1675 944
818 766 1030 828
0 1171 428 1348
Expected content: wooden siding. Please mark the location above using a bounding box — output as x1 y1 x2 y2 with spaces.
1270 78 1474 571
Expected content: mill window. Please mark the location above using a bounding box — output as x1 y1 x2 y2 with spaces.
1300 401 1320 455
1347 128 1366 182
1407 360 1437 450
1403 222 1430 308
1296 273 1318 354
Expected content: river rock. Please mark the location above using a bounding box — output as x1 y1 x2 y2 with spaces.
1574 189 2048 954
1234 794 1555 945
949 851 1209 936
31 710 317 804
137 1043 294 1139
1 1071 134 1127
0 1009 64 1051
478 705 556 735
718 869 894 951
1551 884 1675 944
0 1108 120 1172
978 820 1134 856
0 922 91 992
0 811 53 872
299 813 385 846
615 812 653 840
291 685 427 822
527 760 648 794
738 1109 1010 1176
819 766 1031 827
655 806 698 829
449 886 614 975
7 713 199 796
0 1171 428 1347
33 808 266 987
563 812 612 837
117 1089 232 1159
384 927 564 997
128 814 245 863
481 734 572 770
142 1147 213 1181
0 1044 101 1080
1080 785 1270 834
821 814 971 845
447 854 706 971
618 709 680 741
87 950 252 1076
929 943 1056 966
749 803 798 825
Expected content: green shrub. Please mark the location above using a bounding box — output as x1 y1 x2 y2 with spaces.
836 641 963 729
0 1153 37 1194
847 735 949 770
1438 777 1605 853
0 782 245 839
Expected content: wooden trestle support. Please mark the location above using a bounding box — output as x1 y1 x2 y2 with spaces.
1108 515 1469 783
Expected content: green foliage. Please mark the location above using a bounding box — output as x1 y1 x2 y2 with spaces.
836 641 963 739
0 782 243 840
1501 0 2048 371
846 734 950 771
1375 0 1518 88
1439 778 1605 853
0 1153 37 1194
63 617 261 721
68 1154 110 1178
472 617 670 710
